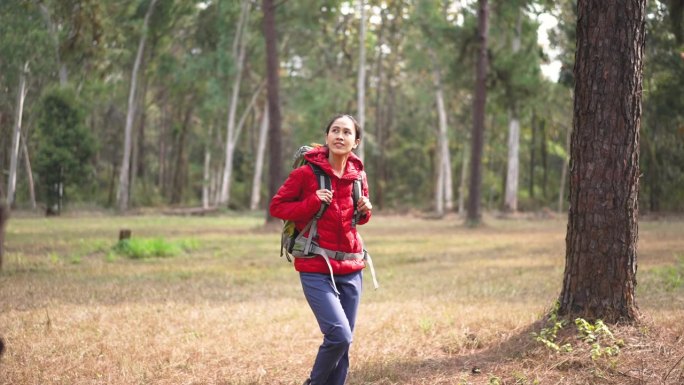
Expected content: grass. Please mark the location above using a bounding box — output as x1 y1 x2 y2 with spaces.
0 212 683 384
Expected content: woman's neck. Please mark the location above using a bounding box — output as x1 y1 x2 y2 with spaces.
328 152 348 178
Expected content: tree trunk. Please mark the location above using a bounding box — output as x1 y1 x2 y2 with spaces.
20 130 36 210
504 11 522 212
0 183 7 271
170 101 194 205
7 62 28 207
251 107 269 210
39 4 67 86
117 0 157 212
504 108 520 212
541 118 548 199
458 143 469 216
431 49 452 216
373 7 387 210
559 0 645 323
467 0 489 225
202 125 213 210
130 57 149 206
219 0 250 207
263 0 283 223
356 0 367 161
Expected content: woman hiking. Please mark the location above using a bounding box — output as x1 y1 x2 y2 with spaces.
270 114 373 385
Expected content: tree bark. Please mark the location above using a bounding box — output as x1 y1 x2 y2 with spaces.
7 62 28 207
117 0 157 212
250 107 269 210
559 0 645 323
263 0 283 223
356 0 367 161
20 130 36 210
467 0 489 225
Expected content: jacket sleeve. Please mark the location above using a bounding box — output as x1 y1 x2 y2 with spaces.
269 166 323 222
357 171 372 225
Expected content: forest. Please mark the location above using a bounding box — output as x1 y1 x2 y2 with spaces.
1 0 681 216
2 1 684 384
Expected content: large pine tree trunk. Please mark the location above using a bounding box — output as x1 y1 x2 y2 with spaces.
117 0 157 212
263 0 283 223
356 0 367 161
7 62 28 207
467 0 489 225
559 0 645 323
250 107 269 210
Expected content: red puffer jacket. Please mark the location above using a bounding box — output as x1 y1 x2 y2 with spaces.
269 146 371 275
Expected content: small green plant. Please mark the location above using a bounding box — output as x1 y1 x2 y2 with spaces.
531 301 572 352
574 318 623 360
488 375 502 385
111 238 194 259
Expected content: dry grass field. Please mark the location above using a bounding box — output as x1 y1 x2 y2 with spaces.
0 212 683 384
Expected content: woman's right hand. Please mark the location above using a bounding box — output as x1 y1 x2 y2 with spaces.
315 189 333 204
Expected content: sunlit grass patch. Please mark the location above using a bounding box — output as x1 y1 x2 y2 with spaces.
111 237 197 259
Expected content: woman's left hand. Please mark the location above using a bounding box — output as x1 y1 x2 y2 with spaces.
357 196 372 214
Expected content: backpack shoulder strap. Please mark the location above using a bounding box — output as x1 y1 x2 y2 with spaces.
352 172 363 228
309 163 331 192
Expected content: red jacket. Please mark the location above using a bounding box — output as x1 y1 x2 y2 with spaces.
269 146 371 275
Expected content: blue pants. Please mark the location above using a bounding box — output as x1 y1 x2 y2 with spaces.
300 271 363 385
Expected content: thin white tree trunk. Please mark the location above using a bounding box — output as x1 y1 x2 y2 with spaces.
39 4 67 86
20 130 36 209
250 107 269 210
458 144 469 216
431 49 452 216
7 62 28 207
504 11 522 212
117 0 157 212
356 0 367 161
219 0 250 206
504 110 520 211
202 126 213 209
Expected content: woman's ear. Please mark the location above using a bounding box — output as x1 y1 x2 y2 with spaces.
353 139 360 149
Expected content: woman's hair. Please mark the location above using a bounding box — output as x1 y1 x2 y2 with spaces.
324 114 362 141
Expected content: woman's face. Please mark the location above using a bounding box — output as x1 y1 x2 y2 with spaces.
326 116 359 157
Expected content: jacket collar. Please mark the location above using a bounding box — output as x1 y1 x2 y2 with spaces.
304 145 363 180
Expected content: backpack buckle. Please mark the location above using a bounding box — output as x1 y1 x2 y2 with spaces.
334 251 345 260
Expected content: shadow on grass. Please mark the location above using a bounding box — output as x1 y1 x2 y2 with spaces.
350 317 684 385
348 321 546 384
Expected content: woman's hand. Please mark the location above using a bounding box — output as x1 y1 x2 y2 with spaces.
357 196 372 214
316 189 333 204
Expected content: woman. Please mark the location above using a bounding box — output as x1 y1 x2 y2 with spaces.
270 114 373 385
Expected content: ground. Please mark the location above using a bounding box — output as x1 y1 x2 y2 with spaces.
0 212 682 384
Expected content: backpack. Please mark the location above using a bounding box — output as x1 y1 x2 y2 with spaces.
280 144 378 292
